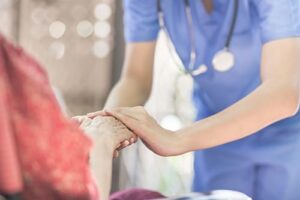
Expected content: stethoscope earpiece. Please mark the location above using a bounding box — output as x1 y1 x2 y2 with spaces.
212 48 235 72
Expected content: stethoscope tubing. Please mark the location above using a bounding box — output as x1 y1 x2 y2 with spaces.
157 0 239 75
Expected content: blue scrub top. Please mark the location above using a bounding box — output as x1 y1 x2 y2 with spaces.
124 2 300 197
123 0 300 129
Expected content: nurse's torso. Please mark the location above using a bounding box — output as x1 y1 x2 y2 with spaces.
160 0 300 133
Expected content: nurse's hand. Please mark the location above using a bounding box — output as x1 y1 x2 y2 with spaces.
97 106 184 156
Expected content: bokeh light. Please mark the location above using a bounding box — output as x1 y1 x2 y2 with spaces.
76 20 93 38
94 21 111 38
160 114 183 131
49 42 65 59
92 40 110 58
94 3 112 20
49 21 66 39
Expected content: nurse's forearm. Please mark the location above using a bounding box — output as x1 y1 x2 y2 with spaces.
104 42 155 109
178 38 300 150
179 81 299 151
104 78 150 109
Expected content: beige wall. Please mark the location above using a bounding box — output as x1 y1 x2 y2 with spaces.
1 0 115 115
0 0 19 41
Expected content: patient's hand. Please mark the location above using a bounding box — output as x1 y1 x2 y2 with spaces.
76 116 137 157
73 116 135 199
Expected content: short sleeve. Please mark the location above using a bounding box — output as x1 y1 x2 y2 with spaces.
252 0 300 44
123 0 160 42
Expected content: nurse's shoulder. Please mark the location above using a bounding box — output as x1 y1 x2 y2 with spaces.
123 0 159 42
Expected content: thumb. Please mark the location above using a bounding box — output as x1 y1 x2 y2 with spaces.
87 110 108 119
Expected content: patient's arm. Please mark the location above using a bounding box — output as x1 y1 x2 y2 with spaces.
79 116 133 200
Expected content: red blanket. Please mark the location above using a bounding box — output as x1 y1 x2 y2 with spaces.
0 34 98 200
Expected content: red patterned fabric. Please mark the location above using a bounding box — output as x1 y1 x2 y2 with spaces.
0 34 98 200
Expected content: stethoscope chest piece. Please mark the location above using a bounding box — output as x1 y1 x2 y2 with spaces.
212 48 235 72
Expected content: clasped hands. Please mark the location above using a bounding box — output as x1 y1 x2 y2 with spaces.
73 106 184 157
73 114 137 157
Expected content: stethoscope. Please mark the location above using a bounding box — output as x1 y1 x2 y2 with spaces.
157 0 239 76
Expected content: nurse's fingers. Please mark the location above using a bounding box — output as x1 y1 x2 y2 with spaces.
107 107 145 121
106 109 138 131
119 106 146 115
130 137 137 144
87 106 145 122
120 140 130 149
87 110 108 119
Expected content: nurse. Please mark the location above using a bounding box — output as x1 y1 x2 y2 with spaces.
89 1 300 200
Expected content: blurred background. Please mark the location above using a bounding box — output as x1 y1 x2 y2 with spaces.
0 0 196 197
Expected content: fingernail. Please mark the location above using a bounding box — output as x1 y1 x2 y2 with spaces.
130 138 135 143
124 140 130 146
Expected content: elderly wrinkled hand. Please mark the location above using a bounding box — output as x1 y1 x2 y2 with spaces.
73 115 137 157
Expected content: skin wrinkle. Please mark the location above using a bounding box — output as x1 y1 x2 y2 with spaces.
81 116 133 143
